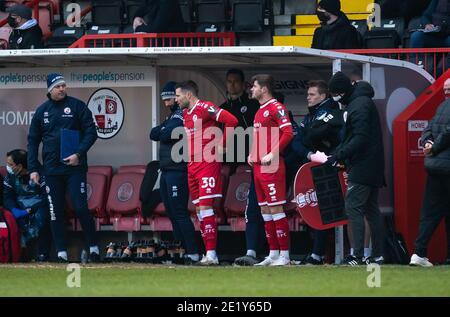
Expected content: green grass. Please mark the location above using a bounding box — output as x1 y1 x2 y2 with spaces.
0 264 449 297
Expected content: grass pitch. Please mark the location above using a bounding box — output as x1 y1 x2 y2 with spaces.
0 263 449 297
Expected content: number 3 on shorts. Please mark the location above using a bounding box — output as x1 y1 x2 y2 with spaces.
268 183 276 196
201 177 216 189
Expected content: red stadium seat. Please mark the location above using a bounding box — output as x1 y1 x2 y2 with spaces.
106 172 145 231
86 172 109 223
65 172 109 230
88 165 113 189
23 0 54 37
0 27 12 49
224 168 252 231
117 165 146 174
235 164 252 174
0 166 6 178
224 169 251 217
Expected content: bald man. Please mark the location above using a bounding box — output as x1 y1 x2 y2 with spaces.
410 77 450 267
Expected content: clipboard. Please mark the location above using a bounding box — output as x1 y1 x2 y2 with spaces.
60 129 79 162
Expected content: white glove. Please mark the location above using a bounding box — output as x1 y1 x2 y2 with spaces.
310 151 328 163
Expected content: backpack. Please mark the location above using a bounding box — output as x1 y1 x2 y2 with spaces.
384 215 409 264
0 209 21 263
139 161 162 218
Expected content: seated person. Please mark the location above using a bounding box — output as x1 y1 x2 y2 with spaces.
3 149 51 261
311 0 361 49
6 4 43 49
409 0 450 48
133 0 187 33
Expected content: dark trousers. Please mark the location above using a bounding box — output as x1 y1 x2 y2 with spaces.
414 174 450 258
345 182 383 258
17 204 52 255
244 178 267 254
160 170 198 255
410 31 450 48
312 229 330 256
45 173 97 252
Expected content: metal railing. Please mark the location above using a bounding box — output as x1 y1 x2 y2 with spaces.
69 32 236 48
336 48 450 79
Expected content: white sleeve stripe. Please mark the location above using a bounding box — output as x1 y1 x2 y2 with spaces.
279 122 292 128
216 108 223 121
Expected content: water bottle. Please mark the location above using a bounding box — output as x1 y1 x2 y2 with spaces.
80 249 88 264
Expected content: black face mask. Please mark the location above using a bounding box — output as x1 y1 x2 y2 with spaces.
7 15 18 28
317 11 330 22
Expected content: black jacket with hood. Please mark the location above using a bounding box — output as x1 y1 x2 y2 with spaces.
333 81 385 187
421 99 450 175
8 18 43 49
311 12 361 50
150 104 186 171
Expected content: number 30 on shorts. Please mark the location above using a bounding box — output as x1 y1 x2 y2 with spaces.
201 177 216 189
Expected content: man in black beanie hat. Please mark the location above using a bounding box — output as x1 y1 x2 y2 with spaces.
312 0 361 50
7 4 43 49
327 71 385 266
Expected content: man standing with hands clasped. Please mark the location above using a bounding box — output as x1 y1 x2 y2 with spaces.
410 78 450 267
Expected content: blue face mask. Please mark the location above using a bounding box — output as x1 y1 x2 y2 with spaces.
6 165 14 174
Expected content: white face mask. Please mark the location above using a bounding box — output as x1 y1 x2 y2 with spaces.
6 165 14 174
332 95 343 102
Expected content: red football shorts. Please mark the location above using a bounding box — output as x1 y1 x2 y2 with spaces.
253 159 286 206
188 162 222 207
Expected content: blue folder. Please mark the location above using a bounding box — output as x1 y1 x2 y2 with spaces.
60 129 80 162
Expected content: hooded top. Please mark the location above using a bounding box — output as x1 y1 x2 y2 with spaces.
8 18 43 49
333 81 385 187
311 12 361 49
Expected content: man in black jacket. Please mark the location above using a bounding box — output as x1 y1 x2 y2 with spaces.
27 73 99 263
7 4 43 49
327 72 385 265
297 80 344 265
133 0 187 33
218 69 265 266
410 78 450 267
220 69 260 173
311 0 361 50
409 0 450 48
150 81 199 264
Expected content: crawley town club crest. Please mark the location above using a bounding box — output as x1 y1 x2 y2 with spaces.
87 88 124 139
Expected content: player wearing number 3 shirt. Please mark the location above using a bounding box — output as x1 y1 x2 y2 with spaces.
248 74 294 266
176 81 238 265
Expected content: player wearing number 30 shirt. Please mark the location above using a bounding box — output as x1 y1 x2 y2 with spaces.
248 74 294 266
176 81 238 265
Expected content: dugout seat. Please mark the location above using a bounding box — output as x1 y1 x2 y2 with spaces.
224 166 252 231
88 165 113 189
65 172 109 230
118 164 146 174
106 172 145 231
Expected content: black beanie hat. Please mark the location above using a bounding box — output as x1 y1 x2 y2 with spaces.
318 0 341 16
328 71 352 95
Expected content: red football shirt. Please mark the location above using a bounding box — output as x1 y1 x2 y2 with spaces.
251 98 293 163
183 99 238 163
